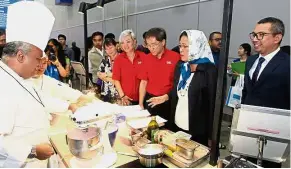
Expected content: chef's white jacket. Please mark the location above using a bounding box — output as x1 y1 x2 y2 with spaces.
0 61 50 167
25 75 83 114
28 74 82 103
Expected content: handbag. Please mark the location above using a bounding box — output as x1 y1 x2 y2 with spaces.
225 74 244 108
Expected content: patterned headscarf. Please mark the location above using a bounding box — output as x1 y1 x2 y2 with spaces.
177 30 215 91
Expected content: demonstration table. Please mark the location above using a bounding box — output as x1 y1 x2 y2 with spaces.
48 114 214 168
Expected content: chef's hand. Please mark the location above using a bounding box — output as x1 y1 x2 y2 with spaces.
121 95 133 106
68 103 79 113
36 143 55 160
146 94 168 108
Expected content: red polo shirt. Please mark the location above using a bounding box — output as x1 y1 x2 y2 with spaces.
139 49 180 96
112 51 146 101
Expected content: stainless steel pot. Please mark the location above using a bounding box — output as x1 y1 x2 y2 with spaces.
66 127 101 159
137 144 164 167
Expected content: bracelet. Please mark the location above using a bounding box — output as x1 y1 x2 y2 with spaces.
120 95 125 99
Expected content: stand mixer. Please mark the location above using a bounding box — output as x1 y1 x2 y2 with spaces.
67 102 119 168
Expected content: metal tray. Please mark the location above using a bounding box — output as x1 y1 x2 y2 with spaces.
164 141 210 168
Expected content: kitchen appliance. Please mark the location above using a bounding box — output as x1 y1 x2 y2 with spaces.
66 126 102 159
67 123 118 168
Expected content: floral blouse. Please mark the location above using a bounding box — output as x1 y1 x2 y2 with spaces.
98 57 118 99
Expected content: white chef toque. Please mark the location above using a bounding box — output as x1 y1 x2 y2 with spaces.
6 1 55 57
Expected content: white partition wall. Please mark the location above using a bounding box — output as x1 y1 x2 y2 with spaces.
37 0 290 59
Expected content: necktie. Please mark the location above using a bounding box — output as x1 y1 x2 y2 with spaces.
252 57 265 84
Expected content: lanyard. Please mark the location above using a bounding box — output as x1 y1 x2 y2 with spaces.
0 66 45 107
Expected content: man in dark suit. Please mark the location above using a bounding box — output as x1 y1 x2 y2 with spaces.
242 17 290 110
242 17 290 167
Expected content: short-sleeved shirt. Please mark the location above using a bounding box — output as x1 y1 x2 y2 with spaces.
45 64 60 81
112 51 146 101
139 49 180 96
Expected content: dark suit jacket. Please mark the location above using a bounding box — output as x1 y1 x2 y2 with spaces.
169 61 217 146
242 50 290 110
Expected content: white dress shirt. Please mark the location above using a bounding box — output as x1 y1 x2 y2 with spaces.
175 73 194 131
249 47 280 80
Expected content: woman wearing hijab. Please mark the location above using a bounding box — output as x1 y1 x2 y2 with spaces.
173 30 217 146
149 30 217 146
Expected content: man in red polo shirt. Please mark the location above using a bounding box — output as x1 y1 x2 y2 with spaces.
139 27 180 120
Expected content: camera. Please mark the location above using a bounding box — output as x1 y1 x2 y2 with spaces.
44 45 57 62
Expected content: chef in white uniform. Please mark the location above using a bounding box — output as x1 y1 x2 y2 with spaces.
0 1 56 167
26 57 93 106
25 56 94 118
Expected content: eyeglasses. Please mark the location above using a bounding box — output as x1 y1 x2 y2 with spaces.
249 32 274 40
146 42 161 49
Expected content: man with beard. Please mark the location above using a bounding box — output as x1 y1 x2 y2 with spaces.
209 31 222 67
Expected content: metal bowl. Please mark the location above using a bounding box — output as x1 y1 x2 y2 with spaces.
66 127 101 159
137 144 165 167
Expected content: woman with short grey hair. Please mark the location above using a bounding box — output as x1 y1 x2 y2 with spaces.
112 29 146 106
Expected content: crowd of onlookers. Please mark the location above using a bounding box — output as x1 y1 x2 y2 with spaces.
0 17 289 163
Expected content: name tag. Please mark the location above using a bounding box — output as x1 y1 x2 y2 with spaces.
166 61 172 64
137 61 142 64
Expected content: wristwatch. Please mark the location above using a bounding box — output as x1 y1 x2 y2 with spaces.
28 145 37 159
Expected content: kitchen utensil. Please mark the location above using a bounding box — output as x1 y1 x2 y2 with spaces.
66 127 102 159
116 151 138 157
137 144 165 167
176 139 199 160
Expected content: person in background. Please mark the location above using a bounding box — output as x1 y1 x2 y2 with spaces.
71 42 81 62
208 31 222 67
112 29 146 105
228 43 251 86
280 45 290 55
0 28 6 59
208 31 226 149
151 30 217 146
58 34 75 61
139 27 180 120
105 33 115 40
97 38 119 102
88 31 104 86
136 31 150 54
26 56 93 114
45 39 69 81
171 45 180 54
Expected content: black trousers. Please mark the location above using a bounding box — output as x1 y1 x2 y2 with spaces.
143 92 170 121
